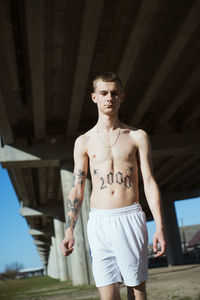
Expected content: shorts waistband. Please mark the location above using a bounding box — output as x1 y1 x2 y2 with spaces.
89 203 142 217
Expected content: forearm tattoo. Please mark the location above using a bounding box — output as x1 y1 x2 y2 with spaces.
65 169 86 230
77 169 86 186
94 166 133 190
65 197 82 229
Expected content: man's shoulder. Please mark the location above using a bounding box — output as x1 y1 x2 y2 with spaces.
121 123 148 140
75 127 96 148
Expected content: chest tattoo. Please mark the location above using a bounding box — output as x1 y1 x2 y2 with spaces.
94 167 133 190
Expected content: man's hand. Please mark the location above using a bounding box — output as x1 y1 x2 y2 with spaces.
60 229 75 256
153 229 166 258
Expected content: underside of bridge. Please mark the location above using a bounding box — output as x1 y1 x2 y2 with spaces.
0 0 200 284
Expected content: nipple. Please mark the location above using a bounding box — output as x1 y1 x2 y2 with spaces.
93 154 96 159
111 191 115 195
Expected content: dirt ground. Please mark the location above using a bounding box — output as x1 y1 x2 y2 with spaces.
35 264 200 300
1 264 199 300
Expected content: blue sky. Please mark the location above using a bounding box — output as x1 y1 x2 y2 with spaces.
0 164 200 273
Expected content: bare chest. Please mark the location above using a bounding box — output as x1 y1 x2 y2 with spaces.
87 138 138 167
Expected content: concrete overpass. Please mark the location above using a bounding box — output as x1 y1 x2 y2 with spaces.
0 0 200 285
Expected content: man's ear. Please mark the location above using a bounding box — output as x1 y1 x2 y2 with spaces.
91 92 97 103
120 92 125 104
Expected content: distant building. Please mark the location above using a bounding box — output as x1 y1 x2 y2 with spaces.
179 224 200 248
18 267 44 278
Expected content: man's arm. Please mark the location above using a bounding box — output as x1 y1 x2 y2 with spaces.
60 135 88 256
136 130 166 257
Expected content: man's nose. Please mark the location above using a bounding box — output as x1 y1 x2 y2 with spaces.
106 92 112 101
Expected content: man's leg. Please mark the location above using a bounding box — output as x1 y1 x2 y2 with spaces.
98 283 121 300
132 281 147 300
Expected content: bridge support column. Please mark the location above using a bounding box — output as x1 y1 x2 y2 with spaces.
53 218 69 281
47 245 53 277
60 161 89 285
162 198 184 265
49 236 60 279
48 237 60 279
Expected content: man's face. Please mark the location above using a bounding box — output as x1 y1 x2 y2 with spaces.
91 80 124 116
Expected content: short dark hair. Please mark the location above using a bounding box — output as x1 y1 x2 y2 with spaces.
93 71 122 92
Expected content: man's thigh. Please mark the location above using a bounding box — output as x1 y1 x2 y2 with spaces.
98 283 121 300
132 281 147 300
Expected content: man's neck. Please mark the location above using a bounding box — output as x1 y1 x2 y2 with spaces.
97 114 121 132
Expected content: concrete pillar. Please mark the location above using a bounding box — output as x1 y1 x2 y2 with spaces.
47 237 60 279
47 245 53 277
60 161 89 285
162 198 184 265
81 178 94 284
54 218 69 281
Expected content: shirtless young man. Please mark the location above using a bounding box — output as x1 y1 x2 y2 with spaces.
60 72 166 300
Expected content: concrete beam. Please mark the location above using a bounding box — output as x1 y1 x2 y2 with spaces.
0 141 74 164
129 1 200 125
155 156 178 184
0 1 17 145
7 168 24 203
0 87 14 144
1 132 200 167
9 168 30 206
38 167 47 205
36 246 49 253
163 188 200 202
20 205 63 217
29 228 53 236
160 155 198 187
157 65 200 126
66 0 105 136
168 163 200 190
25 0 45 140
118 0 160 86
184 106 200 125
1 160 59 169
22 168 37 207
34 240 51 246
151 132 200 157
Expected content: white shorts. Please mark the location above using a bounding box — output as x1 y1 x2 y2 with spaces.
87 203 148 287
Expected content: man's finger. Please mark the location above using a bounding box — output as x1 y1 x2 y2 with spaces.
153 238 158 252
64 248 74 256
154 242 166 257
154 248 164 257
69 240 74 248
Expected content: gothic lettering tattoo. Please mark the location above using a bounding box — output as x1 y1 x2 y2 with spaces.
100 177 107 189
124 175 131 188
116 171 123 184
97 167 133 190
107 172 113 185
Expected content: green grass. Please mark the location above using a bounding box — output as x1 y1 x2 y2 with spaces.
0 275 97 299
0 276 199 300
